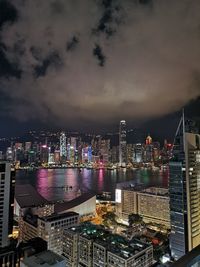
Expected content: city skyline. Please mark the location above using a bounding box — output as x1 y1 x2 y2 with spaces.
1 1 200 266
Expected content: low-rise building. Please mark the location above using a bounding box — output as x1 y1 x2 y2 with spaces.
54 192 96 217
137 187 170 227
116 185 170 228
0 237 47 267
63 223 153 267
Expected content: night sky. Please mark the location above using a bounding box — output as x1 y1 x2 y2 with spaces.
0 0 200 139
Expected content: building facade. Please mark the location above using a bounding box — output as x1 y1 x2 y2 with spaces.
63 223 153 267
119 120 127 167
116 186 170 227
21 250 66 267
0 162 15 248
169 116 200 260
38 212 79 255
137 187 170 227
60 132 67 163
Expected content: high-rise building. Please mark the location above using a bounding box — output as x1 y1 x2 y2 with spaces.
119 120 127 167
38 212 79 255
146 135 152 145
0 162 15 248
169 114 200 260
99 139 110 164
40 145 49 164
133 143 143 163
25 142 32 152
111 145 119 163
127 144 134 163
60 132 67 162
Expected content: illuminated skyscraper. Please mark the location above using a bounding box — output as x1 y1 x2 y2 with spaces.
169 113 200 260
0 162 15 248
60 132 67 162
119 120 127 167
146 135 152 145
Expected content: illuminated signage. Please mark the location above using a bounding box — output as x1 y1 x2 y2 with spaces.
115 189 122 203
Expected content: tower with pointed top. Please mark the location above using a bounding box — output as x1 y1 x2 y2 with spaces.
60 132 67 163
169 111 200 260
119 120 127 167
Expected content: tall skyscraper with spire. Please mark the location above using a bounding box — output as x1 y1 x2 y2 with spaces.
119 120 127 167
169 111 200 260
60 132 67 162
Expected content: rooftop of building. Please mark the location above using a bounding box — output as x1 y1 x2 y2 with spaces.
116 182 168 197
15 184 51 208
139 187 169 197
66 223 151 260
21 250 65 267
54 192 96 213
38 211 79 222
23 213 38 227
0 238 47 263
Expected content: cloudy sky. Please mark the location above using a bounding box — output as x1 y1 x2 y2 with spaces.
0 0 200 137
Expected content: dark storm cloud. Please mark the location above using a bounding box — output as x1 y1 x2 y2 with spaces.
93 0 123 37
66 36 79 52
0 1 18 29
93 44 106 66
34 51 62 77
0 0 200 129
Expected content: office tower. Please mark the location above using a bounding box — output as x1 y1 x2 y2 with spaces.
146 135 152 145
54 150 60 164
48 153 55 165
133 143 143 163
144 144 153 162
70 137 77 150
111 145 119 163
60 132 67 162
169 114 200 260
82 146 92 163
40 145 49 164
38 212 79 255
99 139 110 163
0 162 15 248
25 142 32 152
119 120 127 167
127 144 134 163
